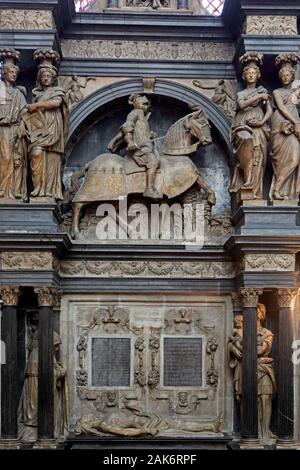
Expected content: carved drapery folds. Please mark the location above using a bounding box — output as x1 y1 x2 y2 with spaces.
0 286 21 306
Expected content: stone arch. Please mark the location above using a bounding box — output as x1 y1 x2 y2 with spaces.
67 78 232 156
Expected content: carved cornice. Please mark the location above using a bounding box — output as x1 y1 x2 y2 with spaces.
277 288 298 308
61 39 234 62
0 9 53 30
243 254 295 272
1 252 55 271
245 15 297 36
59 260 237 279
0 286 21 306
239 288 263 308
34 287 58 307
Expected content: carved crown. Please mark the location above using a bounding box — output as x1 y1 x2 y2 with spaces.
33 48 60 72
0 48 21 66
240 51 263 69
275 52 300 69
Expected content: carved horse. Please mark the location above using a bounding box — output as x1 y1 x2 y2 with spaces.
71 107 215 238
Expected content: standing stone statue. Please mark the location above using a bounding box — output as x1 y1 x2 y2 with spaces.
19 313 39 441
19 330 69 441
0 48 27 201
269 53 300 201
53 332 69 437
256 303 276 444
227 315 243 403
228 306 276 445
22 49 69 201
229 52 272 199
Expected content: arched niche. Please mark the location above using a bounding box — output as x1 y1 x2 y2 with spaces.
66 79 233 214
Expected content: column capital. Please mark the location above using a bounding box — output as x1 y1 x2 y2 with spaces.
239 288 263 308
277 288 298 308
232 291 243 309
34 287 58 307
0 286 21 306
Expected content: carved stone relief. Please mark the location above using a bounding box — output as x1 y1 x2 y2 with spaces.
0 252 55 270
245 16 297 36
62 296 230 437
243 254 295 272
0 9 53 30
61 39 234 61
59 260 236 278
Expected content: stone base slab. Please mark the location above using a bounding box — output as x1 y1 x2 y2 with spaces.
0 203 62 233
0 439 21 449
33 439 57 449
232 205 300 236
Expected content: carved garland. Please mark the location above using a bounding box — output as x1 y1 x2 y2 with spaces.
60 260 236 278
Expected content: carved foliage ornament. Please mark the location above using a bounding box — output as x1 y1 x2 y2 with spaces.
61 40 234 62
239 288 263 308
34 287 59 307
244 254 295 272
59 260 236 279
1 252 54 271
245 16 297 36
0 286 21 306
277 288 298 308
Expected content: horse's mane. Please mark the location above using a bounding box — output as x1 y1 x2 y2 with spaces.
163 110 209 153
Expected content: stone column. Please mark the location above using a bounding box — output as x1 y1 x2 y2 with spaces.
34 287 56 442
0 286 21 443
277 288 298 447
239 287 262 447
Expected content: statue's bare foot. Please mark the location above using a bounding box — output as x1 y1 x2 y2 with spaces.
30 189 40 197
273 191 284 200
143 188 162 199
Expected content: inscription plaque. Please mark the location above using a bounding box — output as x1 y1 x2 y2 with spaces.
91 337 131 387
163 337 203 387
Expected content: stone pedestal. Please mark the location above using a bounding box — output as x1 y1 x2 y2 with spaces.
0 204 62 233
232 205 300 236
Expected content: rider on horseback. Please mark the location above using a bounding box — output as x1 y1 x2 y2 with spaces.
108 94 162 199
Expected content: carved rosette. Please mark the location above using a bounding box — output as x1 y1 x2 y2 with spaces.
34 287 58 307
277 288 298 308
239 288 263 308
0 286 21 306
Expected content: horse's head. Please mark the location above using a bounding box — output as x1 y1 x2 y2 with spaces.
184 108 212 147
